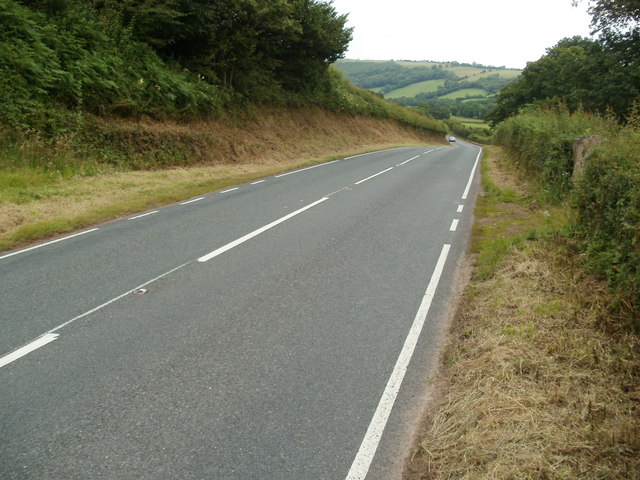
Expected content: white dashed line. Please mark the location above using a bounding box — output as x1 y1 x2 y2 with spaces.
354 167 394 185
180 197 205 205
128 211 159 220
0 228 100 261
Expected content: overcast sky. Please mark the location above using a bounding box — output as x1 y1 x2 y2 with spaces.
330 0 595 68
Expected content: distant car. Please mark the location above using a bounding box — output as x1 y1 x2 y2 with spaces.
449 136 456 142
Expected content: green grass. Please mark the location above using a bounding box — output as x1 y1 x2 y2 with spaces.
452 116 488 125
441 88 487 99
385 79 446 98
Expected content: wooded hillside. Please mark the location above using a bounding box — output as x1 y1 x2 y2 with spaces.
1 0 354 134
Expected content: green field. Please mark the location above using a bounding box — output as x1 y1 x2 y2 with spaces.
385 79 446 98
441 88 487 99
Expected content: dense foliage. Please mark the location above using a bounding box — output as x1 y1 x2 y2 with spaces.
0 0 359 134
574 118 640 312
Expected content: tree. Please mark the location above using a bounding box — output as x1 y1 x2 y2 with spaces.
487 36 638 124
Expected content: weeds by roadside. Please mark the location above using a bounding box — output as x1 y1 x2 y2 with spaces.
405 146 639 479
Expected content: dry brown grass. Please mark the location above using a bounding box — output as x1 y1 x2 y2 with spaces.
0 108 443 251
404 148 640 480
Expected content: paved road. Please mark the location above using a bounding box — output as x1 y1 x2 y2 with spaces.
1 141 481 479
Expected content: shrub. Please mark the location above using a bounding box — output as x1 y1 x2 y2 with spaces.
494 105 610 201
573 124 640 311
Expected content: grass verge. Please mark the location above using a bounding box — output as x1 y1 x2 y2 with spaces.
404 146 640 479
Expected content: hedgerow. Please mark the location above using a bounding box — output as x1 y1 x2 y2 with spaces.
495 106 640 314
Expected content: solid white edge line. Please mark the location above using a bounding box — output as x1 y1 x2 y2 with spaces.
180 197 205 205
0 228 100 261
450 219 459 231
275 160 339 178
128 210 159 220
354 167 394 185
198 197 329 263
345 244 451 480
462 149 482 200
0 333 59 369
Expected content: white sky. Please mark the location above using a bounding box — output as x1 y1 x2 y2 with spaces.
330 0 595 69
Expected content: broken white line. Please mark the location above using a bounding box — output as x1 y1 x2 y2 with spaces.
128 211 158 220
397 155 420 166
0 334 59 369
354 167 394 185
180 197 205 205
198 197 329 263
0 228 99 261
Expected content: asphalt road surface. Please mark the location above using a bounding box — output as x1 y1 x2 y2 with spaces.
1 140 481 479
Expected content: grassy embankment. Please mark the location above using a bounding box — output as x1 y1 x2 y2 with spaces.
404 145 639 479
0 107 445 252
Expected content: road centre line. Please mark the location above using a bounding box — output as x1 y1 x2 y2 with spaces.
0 260 194 368
2 196 330 366
457 205 464 213
251 180 266 185
0 333 59 369
354 167 394 185
128 211 159 220
275 160 339 178
397 155 420 166
0 228 100 261
198 197 330 262
450 219 459 231
180 197 205 205
344 147 400 160
462 148 482 200
345 244 451 480
220 187 239 194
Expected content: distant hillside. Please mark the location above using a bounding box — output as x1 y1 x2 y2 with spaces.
335 59 521 122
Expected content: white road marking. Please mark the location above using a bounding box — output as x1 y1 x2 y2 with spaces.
462 149 482 200
0 334 59 369
0 228 100 261
450 219 459 231
397 155 420 166
180 197 205 205
128 211 158 220
345 244 451 480
198 197 329 263
48 261 192 335
354 167 394 185
345 147 400 160
457 205 464 213
0 261 193 368
275 160 338 178
220 187 239 194
251 180 266 185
